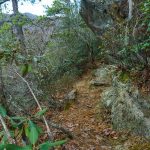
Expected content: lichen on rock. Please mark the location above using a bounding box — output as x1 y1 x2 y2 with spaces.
96 65 150 138
90 65 116 87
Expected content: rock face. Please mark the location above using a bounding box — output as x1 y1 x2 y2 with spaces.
103 80 146 134
0 17 60 114
90 65 116 86
80 0 129 36
95 65 150 138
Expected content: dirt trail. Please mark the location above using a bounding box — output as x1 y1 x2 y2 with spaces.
52 70 115 149
51 68 150 150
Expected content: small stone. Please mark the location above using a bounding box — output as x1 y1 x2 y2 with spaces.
64 89 77 100
90 79 110 86
100 145 112 150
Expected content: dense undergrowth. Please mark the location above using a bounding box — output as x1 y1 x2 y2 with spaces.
0 0 150 149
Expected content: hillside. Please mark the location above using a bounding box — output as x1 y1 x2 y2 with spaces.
0 0 150 149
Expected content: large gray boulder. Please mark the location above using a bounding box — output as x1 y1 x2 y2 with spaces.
103 81 150 138
80 0 129 36
90 65 116 86
95 65 150 138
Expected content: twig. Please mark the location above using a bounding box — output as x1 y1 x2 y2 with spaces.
0 114 15 144
14 70 53 141
128 0 133 20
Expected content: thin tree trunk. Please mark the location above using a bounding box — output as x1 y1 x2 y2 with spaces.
11 0 27 57
0 114 15 144
128 0 133 20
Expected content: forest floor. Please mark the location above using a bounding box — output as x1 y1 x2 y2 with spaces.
52 69 112 149
51 67 150 150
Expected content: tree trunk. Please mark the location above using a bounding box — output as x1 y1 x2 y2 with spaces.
128 0 133 20
11 0 27 57
86 43 94 65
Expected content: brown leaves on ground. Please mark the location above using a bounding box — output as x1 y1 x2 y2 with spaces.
51 69 119 149
50 68 150 150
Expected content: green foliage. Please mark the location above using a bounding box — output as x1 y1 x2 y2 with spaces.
20 64 32 77
34 108 48 118
0 22 11 32
0 144 32 150
0 105 7 117
0 20 16 62
0 1 71 149
27 121 39 145
139 0 150 52
11 14 29 27
39 140 67 150
46 0 70 16
33 0 99 96
0 0 99 112
141 0 150 19
0 106 67 149
100 0 150 71
0 13 31 65
119 71 130 83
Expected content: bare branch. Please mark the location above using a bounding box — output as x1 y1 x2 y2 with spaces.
0 114 15 144
14 70 53 141
128 0 133 20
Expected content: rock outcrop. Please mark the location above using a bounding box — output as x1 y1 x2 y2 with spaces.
64 89 77 101
94 65 150 138
90 65 116 86
80 0 129 36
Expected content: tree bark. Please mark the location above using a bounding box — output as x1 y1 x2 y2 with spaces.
128 0 133 20
11 0 27 57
